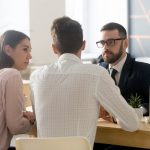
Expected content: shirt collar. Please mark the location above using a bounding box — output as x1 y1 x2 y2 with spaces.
58 53 82 63
109 53 127 73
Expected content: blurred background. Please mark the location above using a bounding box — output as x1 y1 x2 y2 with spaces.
0 0 150 79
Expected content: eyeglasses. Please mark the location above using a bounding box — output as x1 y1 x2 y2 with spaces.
96 38 125 48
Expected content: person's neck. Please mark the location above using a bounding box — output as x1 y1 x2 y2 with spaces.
57 52 81 59
76 51 81 59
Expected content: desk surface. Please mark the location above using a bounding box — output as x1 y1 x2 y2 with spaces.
95 118 150 149
27 117 150 149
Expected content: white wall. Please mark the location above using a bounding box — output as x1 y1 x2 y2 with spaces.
29 0 128 65
0 0 29 35
30 0 65 66
66 0 128 59
87 0 128 56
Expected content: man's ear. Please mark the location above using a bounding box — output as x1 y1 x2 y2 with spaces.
3 45 12 56
124 38 128 49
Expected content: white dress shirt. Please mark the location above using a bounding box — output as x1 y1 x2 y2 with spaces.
109 54 127 85
30 53 139 149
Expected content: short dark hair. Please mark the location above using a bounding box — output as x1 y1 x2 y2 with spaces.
100 22 127 38
0 30 30 69
51 16 83 54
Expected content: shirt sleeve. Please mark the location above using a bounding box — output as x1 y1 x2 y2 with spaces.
5 71 31 134
29 84 36 120
95 68 140 132
30 72 36 117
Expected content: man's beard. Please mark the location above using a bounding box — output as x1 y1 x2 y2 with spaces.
102 44 123 64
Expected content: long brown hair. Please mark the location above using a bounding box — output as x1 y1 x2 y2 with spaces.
0 30 30 69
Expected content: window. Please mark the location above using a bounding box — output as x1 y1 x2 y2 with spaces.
65 0 128 60
0 0 29 35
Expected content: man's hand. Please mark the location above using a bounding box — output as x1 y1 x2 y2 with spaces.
99 105 116 123
23 111 35 125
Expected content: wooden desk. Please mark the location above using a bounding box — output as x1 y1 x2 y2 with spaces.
28 118 150 149
95 118 150 149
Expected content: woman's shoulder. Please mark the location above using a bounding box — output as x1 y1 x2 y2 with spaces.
0 68 21 79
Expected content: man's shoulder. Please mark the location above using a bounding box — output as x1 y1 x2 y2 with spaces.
96 55 108 68
133 60 150 69
30 63 108 81
79 63 108 75
98 62 108 68
30 65 48 80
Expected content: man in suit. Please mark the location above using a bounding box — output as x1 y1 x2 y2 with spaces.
94 22 150 150
96 22 150 116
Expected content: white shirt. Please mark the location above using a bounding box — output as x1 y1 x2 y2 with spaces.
30 53 139 149
109 54 127 85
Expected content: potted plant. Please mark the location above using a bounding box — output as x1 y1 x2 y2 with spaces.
128 93 143 119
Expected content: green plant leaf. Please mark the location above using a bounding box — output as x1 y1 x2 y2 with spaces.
128 93 142 108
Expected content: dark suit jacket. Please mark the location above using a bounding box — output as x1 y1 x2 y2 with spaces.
98 54 150 115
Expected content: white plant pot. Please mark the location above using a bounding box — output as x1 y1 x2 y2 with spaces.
134 108 143 119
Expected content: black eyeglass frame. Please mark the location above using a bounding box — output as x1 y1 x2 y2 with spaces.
96 38 126 48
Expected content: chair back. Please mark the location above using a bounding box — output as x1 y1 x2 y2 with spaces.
16 136 91 150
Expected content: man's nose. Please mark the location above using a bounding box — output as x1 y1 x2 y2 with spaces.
103 42 109 50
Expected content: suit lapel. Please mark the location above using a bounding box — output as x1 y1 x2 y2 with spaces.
118 54 134 92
